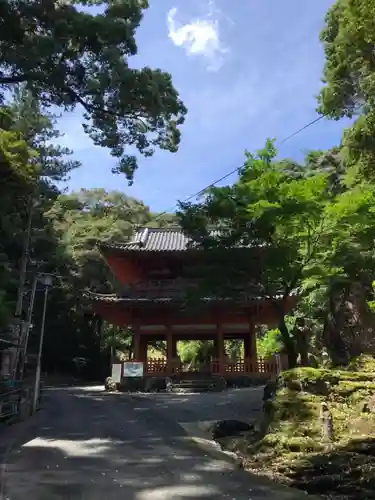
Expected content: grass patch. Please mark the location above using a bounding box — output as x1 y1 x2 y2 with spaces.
218 355 375 499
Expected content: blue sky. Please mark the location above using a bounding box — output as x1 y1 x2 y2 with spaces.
59 0 350 212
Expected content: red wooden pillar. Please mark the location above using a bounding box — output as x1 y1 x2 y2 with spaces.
166 324 173 376
139 336 147 362
250 320 257 374
250 321 257 359
244 319 256 374
217 323 224 375
244 322 256 357
133 331 140 361
132 315 141 362
244 336 251 358
171 336 177 358
213 338 219 358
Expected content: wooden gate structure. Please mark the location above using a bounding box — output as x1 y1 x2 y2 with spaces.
86 227 295 380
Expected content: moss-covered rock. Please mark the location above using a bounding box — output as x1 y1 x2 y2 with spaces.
347 354 375 373
220 356 375 500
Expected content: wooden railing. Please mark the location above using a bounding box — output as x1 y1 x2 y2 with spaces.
146 359 182 374
121 279 264 299
145 356 282 376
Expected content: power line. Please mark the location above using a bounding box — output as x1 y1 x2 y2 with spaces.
153 114 324 221
279 115 323 145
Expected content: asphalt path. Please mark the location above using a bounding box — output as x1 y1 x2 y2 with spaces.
0 386 315 500
131 386 265 438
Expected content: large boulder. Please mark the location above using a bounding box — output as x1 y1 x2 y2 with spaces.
209 420 253 440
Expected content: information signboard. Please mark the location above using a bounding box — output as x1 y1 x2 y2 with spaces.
123 362 144 378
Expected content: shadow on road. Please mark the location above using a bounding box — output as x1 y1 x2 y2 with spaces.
131 387 264 424
0 387 311 500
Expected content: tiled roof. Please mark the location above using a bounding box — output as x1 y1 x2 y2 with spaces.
84 292 177 304
84 291 291 304
99 227 216 253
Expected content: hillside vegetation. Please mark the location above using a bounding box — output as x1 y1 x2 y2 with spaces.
219 355 375 499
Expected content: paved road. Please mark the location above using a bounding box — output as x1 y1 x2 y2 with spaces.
1 387 312 500
132 387 265 438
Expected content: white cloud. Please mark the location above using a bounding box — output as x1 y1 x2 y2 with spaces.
166 4 228 71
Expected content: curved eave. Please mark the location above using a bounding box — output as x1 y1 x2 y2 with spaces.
83 291 298 305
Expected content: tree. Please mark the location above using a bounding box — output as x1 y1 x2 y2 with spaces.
318 0 375 181
0 0 187 182
309 183 375 364
177 140 332 367
0 118 37 325
8 86 81 182
46 188 153 290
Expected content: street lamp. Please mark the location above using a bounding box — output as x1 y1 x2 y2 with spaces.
32 274 53 413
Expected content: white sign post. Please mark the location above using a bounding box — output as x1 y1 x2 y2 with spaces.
123 361 144 378
111 363 122 383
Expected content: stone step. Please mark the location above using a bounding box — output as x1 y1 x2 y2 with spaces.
167 376 226 393
172 379 217 386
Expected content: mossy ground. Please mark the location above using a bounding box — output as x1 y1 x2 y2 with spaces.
218 355 375 499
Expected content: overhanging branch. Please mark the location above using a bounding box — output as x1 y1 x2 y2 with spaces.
0 72 148 127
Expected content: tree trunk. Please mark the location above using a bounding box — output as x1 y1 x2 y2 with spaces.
294 318 310 366
278 314 297 368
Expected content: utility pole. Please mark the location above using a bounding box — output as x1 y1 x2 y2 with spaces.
10 198 34 383
15 197 33 319
18 275 38 382
32 274 53 413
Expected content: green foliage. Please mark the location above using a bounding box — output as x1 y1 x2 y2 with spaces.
318 0 375 119
178 341 202 365
178 138 375 367
178 140 330 299
0 0 187 182
8 86 81 181
102 324 132 360
347 354 375 373
0 121 38 325
178 141 336 366
318 0 375 182
257 329 282 358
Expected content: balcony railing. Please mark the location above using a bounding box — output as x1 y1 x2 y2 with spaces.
144 356 282 376
120 279 266 301
121 279 197 298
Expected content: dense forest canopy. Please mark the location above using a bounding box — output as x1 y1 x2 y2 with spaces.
1 0 375 377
